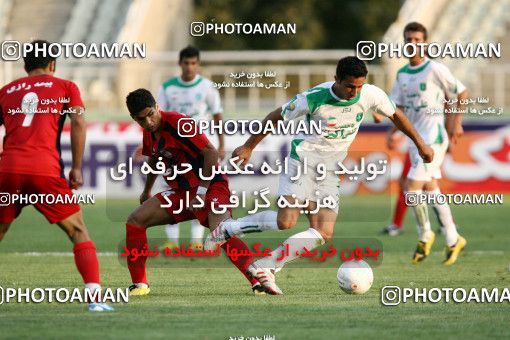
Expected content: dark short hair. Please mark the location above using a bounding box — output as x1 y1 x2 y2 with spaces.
23 40 58 73
179 45 200 62
336 56 368 80
403 22 428 41
126 88 156 116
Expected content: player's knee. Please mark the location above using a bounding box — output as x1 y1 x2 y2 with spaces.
127 212 145 227
277 216 296 230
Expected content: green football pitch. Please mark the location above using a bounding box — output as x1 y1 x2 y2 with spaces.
0 196 508 339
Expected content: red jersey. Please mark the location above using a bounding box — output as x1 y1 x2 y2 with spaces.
142 111 227 190
0 74 84 177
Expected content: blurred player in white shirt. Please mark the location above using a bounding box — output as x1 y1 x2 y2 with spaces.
157 46 225 249
389 22 468 265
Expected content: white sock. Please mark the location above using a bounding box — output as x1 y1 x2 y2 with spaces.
408 190 434 242
426 188 459 246
85 283 101 303
85 283 101 293
256 228 325 271
224 210 279 237
165 224 179 244
133 283 148 288
190 220 205 243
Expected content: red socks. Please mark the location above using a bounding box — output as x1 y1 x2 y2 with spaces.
222 237 259 286
126 223 148 284
392 189 408 228
73 240 100 284
125 224 259 287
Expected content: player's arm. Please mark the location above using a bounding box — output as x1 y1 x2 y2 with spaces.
385 105 405 150
69 106 86 189
389 108 433 163
212 113 225 160
446 89 468 146
232 107 283 164
140 155 158 204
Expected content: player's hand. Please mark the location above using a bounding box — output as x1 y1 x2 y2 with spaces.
418 144 434 163
69 168 83 189
448 124 464 146
189 194 205 213
139 191 151 204
218 145 226 161
386 132 399 150
231 145 252 165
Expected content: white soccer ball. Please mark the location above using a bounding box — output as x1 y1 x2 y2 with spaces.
337 260 374 294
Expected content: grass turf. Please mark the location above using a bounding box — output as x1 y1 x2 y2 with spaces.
0 196 508 339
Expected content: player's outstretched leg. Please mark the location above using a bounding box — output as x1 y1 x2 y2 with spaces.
248 227 326 295
125 196 174 296
204 210 278 251
57 211 113 312
222 236 265 295
408 190 435 264
206 209 264 294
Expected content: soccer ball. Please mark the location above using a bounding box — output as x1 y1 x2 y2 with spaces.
337 260 374 294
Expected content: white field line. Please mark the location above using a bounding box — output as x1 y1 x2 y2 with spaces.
2 250 505 257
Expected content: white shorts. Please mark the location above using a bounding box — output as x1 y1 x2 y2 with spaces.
407 142 448 181
278 158 340 213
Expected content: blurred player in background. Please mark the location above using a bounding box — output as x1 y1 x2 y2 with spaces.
206 56 434 294
157 46 225 250
389 22 468 265
381 128 412 236
0 40 112 312
124 89 276 295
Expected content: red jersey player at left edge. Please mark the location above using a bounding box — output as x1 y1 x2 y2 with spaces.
0 40 113 312
124 88 279 295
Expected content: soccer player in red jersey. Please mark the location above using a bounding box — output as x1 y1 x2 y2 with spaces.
0 40 112 312
124 89 276 295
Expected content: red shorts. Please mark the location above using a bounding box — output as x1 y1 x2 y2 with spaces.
0 173 80 224
154 181 232 228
